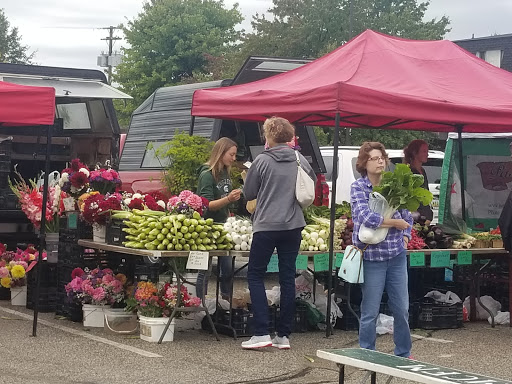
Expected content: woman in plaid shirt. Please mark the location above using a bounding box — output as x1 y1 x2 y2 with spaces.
350 142 413 358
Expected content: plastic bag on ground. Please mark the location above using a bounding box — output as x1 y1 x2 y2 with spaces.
376 313 394 335
463 295 501 320
488 311 510 325
424 290 461 304
232 289 250 309
266 286 281 306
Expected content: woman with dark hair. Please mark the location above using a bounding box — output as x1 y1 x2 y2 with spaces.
351 141 413 358
404 139 433 224
196 137 241 300
241 117 316 350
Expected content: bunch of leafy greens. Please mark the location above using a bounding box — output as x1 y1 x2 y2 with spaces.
373 164 433 211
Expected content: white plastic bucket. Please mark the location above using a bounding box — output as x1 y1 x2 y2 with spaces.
139 315 175 342
92 225 106 243
104 309 138 335
10 286 27 306
83 304 106 327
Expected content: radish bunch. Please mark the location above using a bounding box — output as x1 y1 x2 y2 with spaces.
407 228 426 250
224 217 253 251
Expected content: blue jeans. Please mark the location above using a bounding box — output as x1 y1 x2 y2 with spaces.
247 228 302 337
196 256 233 299
359 250 412 357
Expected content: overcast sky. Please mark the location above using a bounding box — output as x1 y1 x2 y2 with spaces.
2 0 512 70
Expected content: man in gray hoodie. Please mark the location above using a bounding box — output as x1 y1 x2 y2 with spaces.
241 117 316 350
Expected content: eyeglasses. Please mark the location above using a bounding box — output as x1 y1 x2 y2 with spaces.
368 156 386 162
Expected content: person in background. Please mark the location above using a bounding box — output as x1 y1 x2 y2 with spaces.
351 141 413 358
404 139 433 224
196 137 241 300
241 116 316 350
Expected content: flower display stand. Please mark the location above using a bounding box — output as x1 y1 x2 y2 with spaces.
139 316 175 342
82 304 107 327
11 286 27 306
46 232 59 263
92 225 106 243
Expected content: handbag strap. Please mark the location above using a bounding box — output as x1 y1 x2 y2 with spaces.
295 150 301 167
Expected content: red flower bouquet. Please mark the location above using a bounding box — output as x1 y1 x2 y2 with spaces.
89 167 121 195
82 193 122 225
59 159 90 198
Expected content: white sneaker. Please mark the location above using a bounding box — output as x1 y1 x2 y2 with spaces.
241 335 272 349
271 335 291 350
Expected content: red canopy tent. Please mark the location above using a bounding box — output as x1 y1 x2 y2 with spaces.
192 29 512 133
0 80 55 336
192 30 512 335
0 81 55 125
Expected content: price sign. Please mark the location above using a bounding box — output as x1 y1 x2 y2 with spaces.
67 212 78 229
267 254 279 272
430 251 451 268
457 250 473 265
335 253 344 269
314 253 329 271
409 252 425 267
186 251 209 270
295 254 308 270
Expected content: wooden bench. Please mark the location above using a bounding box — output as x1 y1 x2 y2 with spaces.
316 348 512 384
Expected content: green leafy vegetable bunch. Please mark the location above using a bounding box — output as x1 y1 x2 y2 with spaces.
373 164 433 212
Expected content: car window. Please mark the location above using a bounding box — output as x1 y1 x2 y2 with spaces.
388 157 443 184
323 155 333 181
141 141 171 169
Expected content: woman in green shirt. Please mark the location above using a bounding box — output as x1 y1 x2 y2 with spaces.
196 137 241 299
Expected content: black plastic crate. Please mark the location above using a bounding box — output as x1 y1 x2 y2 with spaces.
0 287 10 300
0 160 9 173
0 173 9 189
59 219 93 242
26 286 58 312
274 300 309 333
106 220 128 246
418 299 463 330
134 263 161 283
0 139 12 158
59 248 111 268
0 190 18 209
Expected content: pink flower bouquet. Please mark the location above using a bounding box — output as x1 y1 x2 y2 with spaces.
65 268 126 306
89 168 121 195
167 190 209 217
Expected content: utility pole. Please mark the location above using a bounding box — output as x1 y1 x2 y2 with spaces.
100 26 122 84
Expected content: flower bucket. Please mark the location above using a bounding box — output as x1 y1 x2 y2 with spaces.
93 225 106 243
11 286 27 306
104 309 138 335
46 232 59 263
83 304 107 327
139 315 175 342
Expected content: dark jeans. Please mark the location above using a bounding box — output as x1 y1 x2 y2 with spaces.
247 228 302 337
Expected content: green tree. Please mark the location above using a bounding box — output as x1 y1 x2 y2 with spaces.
113 0 243 126
156 133 214 195
0 9 34 64
233 0 450 68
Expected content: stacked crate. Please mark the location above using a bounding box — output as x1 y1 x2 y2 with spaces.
0 139 17 210
26 262 58 312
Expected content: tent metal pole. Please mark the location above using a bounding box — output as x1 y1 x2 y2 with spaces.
456 125 466 221
32 124 53 337
326 113 341 338
189 116 196 136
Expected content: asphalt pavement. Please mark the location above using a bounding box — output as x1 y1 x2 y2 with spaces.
1 299 512 384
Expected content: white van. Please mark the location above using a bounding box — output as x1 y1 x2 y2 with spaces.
320 146 444 223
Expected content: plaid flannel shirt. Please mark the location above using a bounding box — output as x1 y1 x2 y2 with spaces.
350 176 413 262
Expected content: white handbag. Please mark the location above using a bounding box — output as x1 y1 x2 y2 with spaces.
338 245 365 284
295 151 315 208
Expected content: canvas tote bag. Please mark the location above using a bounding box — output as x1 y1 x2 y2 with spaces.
338 244 368 284
295 151 315 208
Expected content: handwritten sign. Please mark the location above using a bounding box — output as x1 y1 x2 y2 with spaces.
186 251 209 270
409 252 425 267
295 254 308 270
457 250 473 265
267 254 279 272
314 253 330 271
335 253 344 268
430 251 451 268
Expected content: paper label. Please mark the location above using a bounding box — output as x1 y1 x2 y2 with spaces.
186 251 209 270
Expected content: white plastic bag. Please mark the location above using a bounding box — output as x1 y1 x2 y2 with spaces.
424 290 461 304
463 295 501 320
376 313 394 335
265 286 281 306
488 311 510 325
358 192 396 244
37 171 60 189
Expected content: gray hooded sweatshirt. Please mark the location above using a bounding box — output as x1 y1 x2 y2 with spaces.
244 144 317 233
